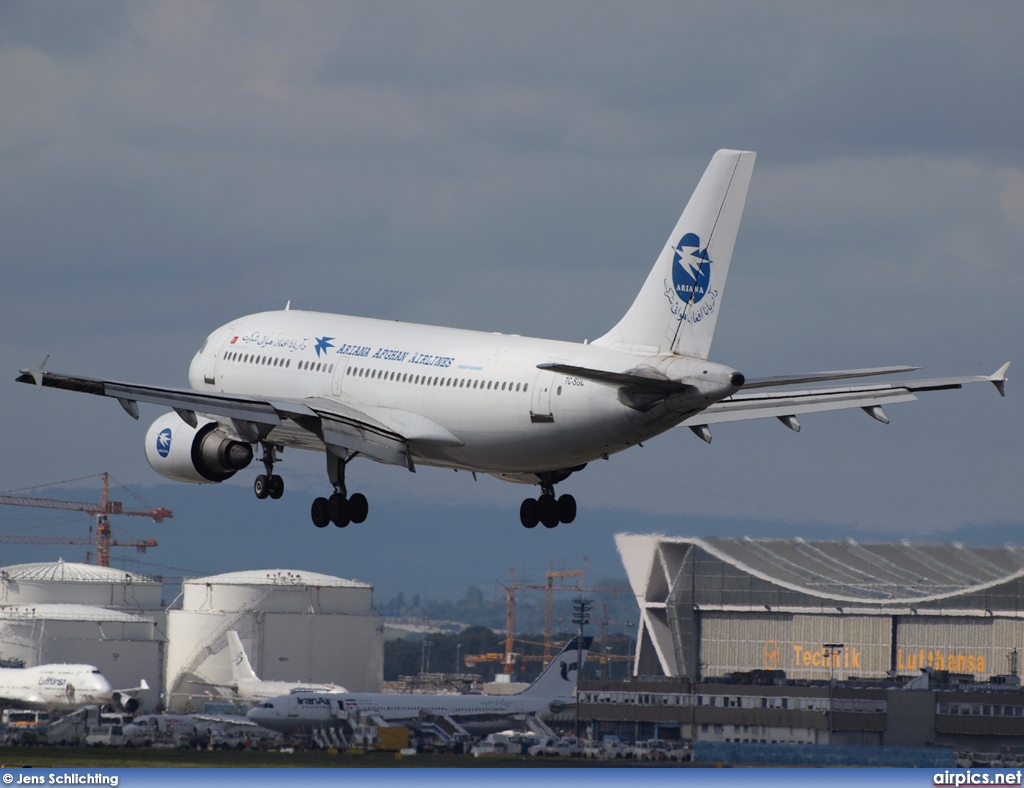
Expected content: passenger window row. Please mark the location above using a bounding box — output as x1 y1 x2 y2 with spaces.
223 351 334 374
346 365 529 393
221 352 529 393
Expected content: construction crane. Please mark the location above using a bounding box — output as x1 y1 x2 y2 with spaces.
0 472 171 568
466 567 631 676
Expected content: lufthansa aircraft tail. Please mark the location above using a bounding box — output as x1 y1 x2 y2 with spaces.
594 149 756 360
517 636 593 699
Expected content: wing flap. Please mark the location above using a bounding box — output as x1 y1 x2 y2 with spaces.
684 365 1010 427
742 366 919 388
687 389 919 425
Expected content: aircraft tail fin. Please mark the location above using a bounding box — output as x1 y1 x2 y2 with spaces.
516 636 592 698
226 631 259 684
593 149 756 359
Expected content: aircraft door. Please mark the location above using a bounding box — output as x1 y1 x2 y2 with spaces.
530 370 555 423
202 332 228 386
329 360 348 399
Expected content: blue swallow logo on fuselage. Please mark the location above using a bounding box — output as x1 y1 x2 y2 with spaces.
314 337 335 358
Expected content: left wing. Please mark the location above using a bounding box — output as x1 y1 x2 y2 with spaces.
15 367 422 470
681 363 1010 441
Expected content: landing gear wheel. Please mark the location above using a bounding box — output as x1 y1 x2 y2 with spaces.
556 494 576 524
268 475 285 500
520 498 539 528
329 493 350 528
311 497 330 528
348 493 369 524
538 494 559 528
254 475 270 500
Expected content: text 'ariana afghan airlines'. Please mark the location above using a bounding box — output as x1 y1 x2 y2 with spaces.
18 150 1009 528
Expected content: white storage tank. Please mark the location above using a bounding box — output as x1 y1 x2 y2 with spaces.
0 559 162 609
0 603 161 709
165 569 383 711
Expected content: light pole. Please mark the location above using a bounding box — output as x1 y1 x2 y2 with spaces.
823 643 844 743
573 597 593 739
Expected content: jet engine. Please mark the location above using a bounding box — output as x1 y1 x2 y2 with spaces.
145 412 254 484
112 691 140 713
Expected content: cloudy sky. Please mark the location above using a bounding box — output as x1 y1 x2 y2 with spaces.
1 3 1021 593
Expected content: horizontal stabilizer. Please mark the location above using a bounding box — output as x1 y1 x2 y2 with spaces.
537 362 693 394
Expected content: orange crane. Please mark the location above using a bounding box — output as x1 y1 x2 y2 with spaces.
0 472 171 567
467 567 632 676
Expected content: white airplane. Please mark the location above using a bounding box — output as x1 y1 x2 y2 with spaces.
247 636 592 734
18 149 1009 528
0 663 113 710
225 630 346 702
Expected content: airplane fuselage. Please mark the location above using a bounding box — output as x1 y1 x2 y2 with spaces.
188 310 741 478
0 664 113 710
248 690 558 735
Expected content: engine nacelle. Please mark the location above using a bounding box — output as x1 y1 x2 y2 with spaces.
145 412 254 484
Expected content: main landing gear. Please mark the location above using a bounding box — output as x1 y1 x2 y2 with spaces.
520 477 576 529
311 451 369 529
253 444 285 500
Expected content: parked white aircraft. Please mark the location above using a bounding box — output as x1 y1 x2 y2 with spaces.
0 663 113 710
247 636 592 734
18 150 1009 528
225 630 346 702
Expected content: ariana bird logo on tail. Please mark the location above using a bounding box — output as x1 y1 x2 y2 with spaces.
671 232 711 305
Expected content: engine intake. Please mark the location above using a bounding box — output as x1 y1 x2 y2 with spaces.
145 412 253 484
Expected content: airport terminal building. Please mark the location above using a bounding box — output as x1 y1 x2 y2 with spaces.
616 534 1024 682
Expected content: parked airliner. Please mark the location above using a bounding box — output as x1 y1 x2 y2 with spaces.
0 663 113 710
18 150 1009 528
225 630 346 702
247 636 591 735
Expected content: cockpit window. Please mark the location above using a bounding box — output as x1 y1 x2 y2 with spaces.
261 702 274 708
198 340 208 354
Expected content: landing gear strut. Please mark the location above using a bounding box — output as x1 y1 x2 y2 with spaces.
253 443 285 500
520 475 576 529
311 451 370 529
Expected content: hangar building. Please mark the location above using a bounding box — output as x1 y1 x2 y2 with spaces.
617 534 1024 681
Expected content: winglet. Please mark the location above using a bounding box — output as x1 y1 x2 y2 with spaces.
990 362 1010 397
20 355 50 389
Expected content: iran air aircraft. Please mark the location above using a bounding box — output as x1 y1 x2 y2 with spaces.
247 636 592 735
0 663 113 710
18 150 1009 529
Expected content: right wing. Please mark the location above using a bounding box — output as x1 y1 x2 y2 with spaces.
681 363 1009 440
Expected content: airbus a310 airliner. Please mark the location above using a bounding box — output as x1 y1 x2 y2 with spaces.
19 150 1009 529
